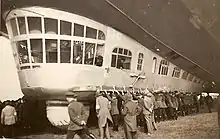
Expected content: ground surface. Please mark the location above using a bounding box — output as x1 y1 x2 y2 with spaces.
18 112 219 139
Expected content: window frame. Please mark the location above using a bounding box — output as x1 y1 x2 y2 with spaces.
188 74 194 81
137 53 144 71
27 16 42 34
181 71 189 80
44 18 58 34
8 16 107 68
30 39 43 63
60 20 72 36
172 67 181 78
17 17 27 35
158 59 169 76
86 26 97 39
111 47 132 70
152 57 157 73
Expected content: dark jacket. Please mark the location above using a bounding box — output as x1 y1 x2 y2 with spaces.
165 95 174 108
106 94 119 115
68 100 88 131
205 95 213 105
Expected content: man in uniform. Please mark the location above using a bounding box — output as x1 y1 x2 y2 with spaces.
165 93 174 120
143 92 154 136
66 91 89 139
121 93 141 139
149 91 157 130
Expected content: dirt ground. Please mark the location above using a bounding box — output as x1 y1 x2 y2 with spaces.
18 112 219 139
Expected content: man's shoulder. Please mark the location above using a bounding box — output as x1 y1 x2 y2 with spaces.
126 100 136 106
97 96 108 101
68 101 83 108
3 105 13 110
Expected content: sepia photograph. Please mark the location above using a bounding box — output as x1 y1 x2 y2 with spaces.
0 0 220 138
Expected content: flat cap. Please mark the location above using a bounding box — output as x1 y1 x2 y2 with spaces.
65 91 77 98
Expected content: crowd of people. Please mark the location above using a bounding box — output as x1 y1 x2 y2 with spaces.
0 98 48 138
66 89 215 139
0 89 214 138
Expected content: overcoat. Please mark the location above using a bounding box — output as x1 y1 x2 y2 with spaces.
161 95 168 108
106 95 119 115
121 100 141 132
96 96 113 127
68 100 88 131
165 95 174 108
171 96 179 109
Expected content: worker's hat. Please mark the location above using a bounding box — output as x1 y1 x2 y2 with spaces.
66 91 78 98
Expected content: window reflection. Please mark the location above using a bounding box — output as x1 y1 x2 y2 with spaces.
85 43 95 65
30 39 43 63
60 21 71 35
10 18 18 36
86 27 97 39
60 40 71 63
45 39 57 63
95 44 104 67
16 40 29 64
28 17 42 34
17 17 26 34
98 30 105 40
73 41 83 64
74 23 84 37
117 55 131 70
45 18 58 34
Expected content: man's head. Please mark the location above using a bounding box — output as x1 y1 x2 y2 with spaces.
96 89 103 97
112 92 117 99
66 91 77 103
125 93 133 101
4 100 11 106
